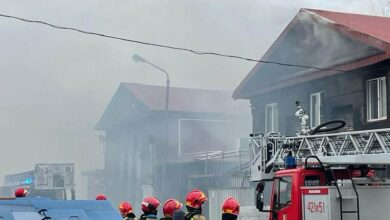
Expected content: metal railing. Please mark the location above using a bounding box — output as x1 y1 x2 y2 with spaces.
250 128 390 181
176 148 250 176
179 148 249 160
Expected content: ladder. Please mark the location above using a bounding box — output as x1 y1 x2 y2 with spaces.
329 167 360 220
250 128 390 181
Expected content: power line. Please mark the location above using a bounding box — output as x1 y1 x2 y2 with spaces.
0 13 346 72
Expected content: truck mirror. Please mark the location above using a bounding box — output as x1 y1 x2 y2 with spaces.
256 180 273 212
256 182 265 193
256 191 264 211
256 182 265 211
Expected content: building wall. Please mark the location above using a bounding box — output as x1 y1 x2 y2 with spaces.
103 111 251 211
104 119 158 210
250 60 390 135
83 171 104 200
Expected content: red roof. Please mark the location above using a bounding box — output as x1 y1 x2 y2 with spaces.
310 9 390 45
95 83 250 130
233 9 390 99
123 83 247 113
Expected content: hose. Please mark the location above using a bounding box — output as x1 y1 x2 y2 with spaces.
309 120 346 135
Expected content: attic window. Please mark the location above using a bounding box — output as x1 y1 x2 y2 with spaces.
367 77 387 121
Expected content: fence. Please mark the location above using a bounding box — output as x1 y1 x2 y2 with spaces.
208 187 255 220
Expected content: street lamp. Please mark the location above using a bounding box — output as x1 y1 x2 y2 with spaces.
132 54 170 115
132 54 170 198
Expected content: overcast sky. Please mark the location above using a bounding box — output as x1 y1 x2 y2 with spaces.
0 0 386 197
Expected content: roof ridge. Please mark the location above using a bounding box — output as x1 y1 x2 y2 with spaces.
303 8 390 19
304 8 390 47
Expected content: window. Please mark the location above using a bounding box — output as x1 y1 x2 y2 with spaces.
367 77 387 121
310 92 325 128
265 103 278 132
304 175 321 186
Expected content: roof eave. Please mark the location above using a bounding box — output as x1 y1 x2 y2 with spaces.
244 53 390 97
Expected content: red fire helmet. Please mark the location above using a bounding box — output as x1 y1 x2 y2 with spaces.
163 199 183 217
119 202 133 215
95 194 107 200
142 196 160 213
222 197 240 215
15 187 28 198
367 170 376 177
185 189 207 209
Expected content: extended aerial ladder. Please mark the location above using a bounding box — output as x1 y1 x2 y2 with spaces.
250 128 390 181
251 103 390 220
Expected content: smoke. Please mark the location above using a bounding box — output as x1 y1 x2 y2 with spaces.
0 0 385 200
294 9 381 66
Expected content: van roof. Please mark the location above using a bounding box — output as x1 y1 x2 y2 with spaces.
0 197 122 220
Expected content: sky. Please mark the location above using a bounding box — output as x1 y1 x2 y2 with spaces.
0 0 387 198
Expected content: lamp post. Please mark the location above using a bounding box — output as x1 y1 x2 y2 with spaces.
132 54 170 198
132 55 170 115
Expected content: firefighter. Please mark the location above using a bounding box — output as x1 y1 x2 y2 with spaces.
140 196 160 220
15 187 28 198
172 210 186 220
95 193 107 200
119 201 137 220
161 199 183 220
185 189 207 220
221 198 240 220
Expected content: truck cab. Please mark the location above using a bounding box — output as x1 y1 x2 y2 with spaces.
255 154 390 220
257 167 325 220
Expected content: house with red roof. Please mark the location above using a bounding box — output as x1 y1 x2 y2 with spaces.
94 82 251 211
234 9 390 136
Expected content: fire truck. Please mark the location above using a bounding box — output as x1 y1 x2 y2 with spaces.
250 104 390 220
1 163 75 200
0 163 122 219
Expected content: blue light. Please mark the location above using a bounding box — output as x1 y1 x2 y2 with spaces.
22 177 33 185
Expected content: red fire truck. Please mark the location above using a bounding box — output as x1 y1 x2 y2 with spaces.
250 128 390 220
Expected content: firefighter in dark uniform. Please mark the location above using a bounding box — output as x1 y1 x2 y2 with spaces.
95 193 107 200
221 198 240 220
184 189 207 220
172 210 186 220
119 201 137 220
160 199 183 220
140 196 160 220
15 187 28 198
